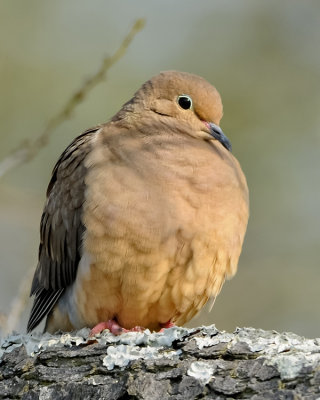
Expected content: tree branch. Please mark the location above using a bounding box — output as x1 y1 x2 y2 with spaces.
1 326 320 399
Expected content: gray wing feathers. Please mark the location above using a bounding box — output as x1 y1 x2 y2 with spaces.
27 128 98 332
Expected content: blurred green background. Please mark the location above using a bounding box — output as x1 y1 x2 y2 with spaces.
0 0 319 337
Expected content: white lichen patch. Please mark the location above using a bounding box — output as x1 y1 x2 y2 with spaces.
0 329 91 357
233 327 320 356
96 326 190 348
0 326 191 358
267 352 320 380
187 361 215 384
195 331 233 349
103 343 181 370
0 329 89 356
187 326 320 383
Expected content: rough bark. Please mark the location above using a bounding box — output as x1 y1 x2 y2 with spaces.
1 326 320 399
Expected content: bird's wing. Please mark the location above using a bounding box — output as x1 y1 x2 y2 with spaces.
27 127 99 332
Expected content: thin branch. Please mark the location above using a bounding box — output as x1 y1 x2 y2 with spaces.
0 18 145 179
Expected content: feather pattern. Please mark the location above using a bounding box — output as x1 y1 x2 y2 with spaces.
27 128 98 332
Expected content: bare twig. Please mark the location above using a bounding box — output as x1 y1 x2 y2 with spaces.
0 19 145 179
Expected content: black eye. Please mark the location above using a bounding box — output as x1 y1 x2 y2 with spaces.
177 95 193 110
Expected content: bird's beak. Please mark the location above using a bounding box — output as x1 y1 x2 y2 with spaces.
208 122 232 152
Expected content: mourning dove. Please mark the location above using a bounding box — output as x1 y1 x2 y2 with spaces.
27 71 249 335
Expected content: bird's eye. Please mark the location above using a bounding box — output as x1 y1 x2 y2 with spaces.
177 95 193 110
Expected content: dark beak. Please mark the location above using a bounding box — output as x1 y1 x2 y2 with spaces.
208 123 232 152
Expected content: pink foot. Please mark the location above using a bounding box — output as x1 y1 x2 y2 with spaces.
159 320 175 332
89 320 144 336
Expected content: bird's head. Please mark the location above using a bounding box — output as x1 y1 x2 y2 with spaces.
120 70 231 151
